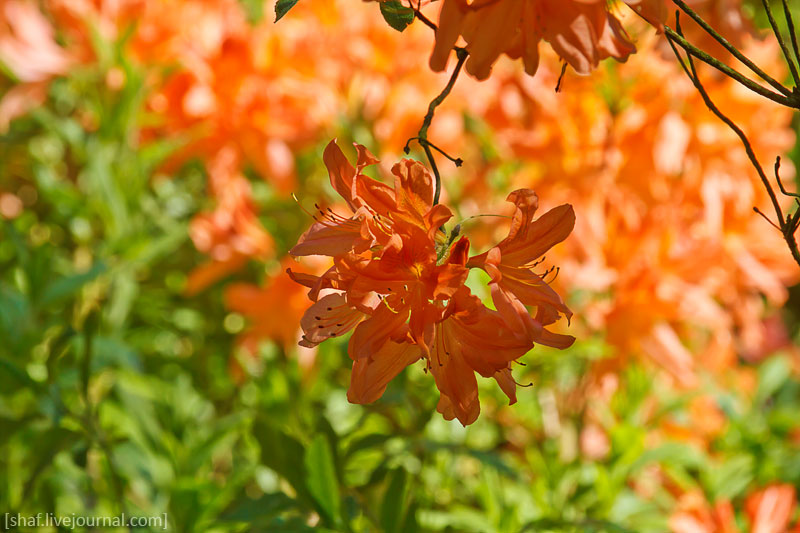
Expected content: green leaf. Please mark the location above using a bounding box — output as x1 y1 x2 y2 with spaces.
38 261 107 307
380 1 415 32
304 435 341 525
346 433 390 457
253 419 313 505
756 355 791 405
220 492 296 523
275 0 300 22
521 518 636 533
629 442 705 473
381 468 408 533
702 454 754 501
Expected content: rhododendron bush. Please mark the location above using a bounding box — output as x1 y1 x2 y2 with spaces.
2 0 800 531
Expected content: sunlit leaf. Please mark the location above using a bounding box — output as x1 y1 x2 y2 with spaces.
380 0 415 32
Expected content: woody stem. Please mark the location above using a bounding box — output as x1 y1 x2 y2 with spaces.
670 0 794 97
761 0 800 88
662 26 795 107
416 46 468 205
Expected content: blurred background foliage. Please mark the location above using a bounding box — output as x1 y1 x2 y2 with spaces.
1 0 800 532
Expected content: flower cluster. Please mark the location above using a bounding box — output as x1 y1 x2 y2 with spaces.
430 0 666 80
288 140 575 425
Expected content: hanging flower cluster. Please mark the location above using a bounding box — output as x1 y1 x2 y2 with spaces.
288 140 575 425
430 0 667 80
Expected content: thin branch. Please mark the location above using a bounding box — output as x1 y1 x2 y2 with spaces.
780 0 800 78
754 206 782 230
760 0 800 87
418 47 468 142
555 62 568 93
404 137 463 166
413 6 437 32
409 46 468 205
671 0 793 96
664 25 794 107
775 156 800 198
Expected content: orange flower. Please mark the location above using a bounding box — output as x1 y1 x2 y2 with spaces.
467 189 576 348
289 140 575 425
669 491 739 533
224 262 314 351
429 0 665 80
186 147 274 294
745 484 797 533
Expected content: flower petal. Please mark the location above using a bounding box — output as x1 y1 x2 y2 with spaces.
347 341 422 404
300 293 365 347
500 203 576 267
290 215 371 257
493 367 518 405
430 0 468 72
348 301 410 360
323 139 358 210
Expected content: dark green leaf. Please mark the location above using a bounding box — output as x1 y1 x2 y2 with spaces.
381 468 408 533
253 419 313 506
347 433 390 457
275 0 300 22
220 492 296 523
304 434 341 525
38 262 107 307
380 1 415 32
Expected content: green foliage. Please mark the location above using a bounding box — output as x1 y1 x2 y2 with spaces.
380 1 416 32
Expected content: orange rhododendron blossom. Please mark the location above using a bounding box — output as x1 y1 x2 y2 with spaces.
429 0 666 80
289 140 575 425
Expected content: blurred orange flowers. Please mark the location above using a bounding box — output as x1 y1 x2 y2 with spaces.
670 484 799 533
289 140 575 425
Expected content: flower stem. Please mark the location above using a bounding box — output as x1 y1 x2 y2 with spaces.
414 47 468 205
